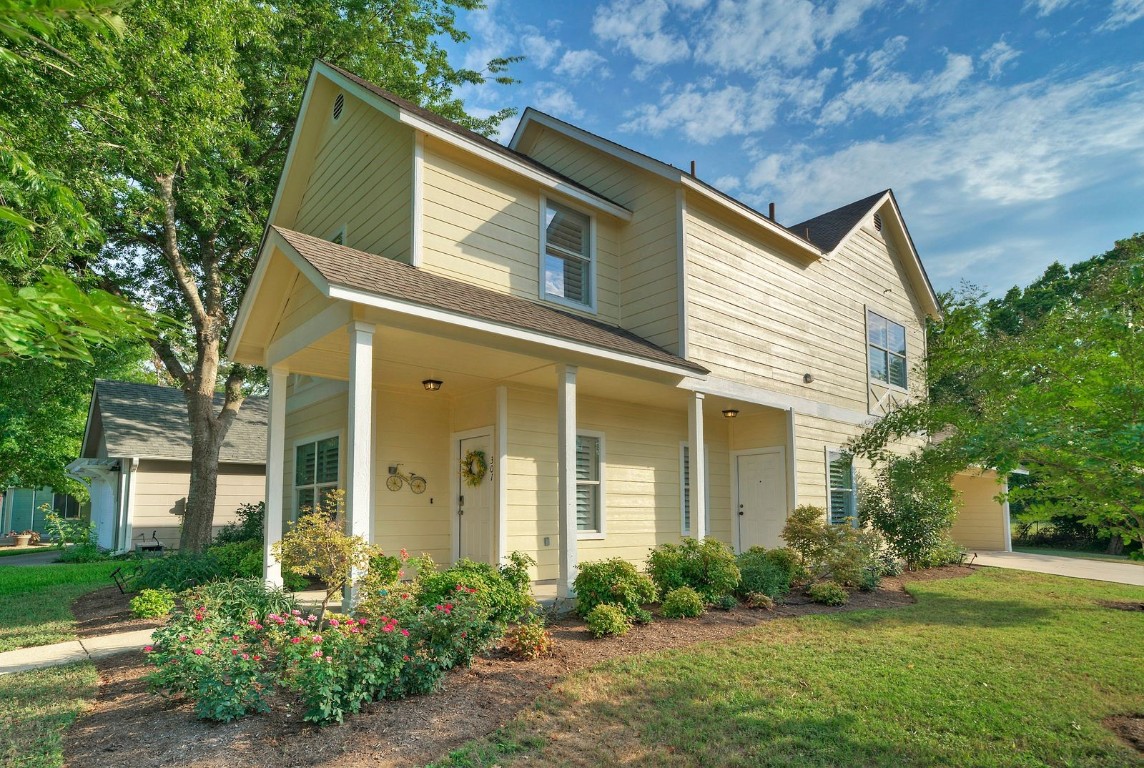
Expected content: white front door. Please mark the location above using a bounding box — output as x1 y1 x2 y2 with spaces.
457 433 494 563
91 476 117 550
736 448 788 550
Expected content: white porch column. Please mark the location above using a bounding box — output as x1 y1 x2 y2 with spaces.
688 392 707 540
264 366 288 587
344 322 374 610
556 364 578 598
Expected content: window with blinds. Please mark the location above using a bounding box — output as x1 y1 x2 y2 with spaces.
543 201 592 308
296 436 339 517
680 443 710 536
827 450 857 526
867 310 907 388
576 434 602 532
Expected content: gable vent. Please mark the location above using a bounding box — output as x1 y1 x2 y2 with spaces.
332 93 345 121
873 212 883 232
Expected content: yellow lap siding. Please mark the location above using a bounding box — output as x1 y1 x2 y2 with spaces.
950 471 1008 551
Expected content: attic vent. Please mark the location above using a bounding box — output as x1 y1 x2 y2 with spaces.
332 93 345 121
873 212 883 232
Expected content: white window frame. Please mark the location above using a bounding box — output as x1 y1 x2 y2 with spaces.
679 441 711 537
825 447 858 527
866 308 908 391
576 429 606 540
291 430 342 522
539 195 598 313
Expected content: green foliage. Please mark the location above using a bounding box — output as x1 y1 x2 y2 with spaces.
415 551 536 625
584 603 631 638
409 590 502 672
743 592 775 610
714 594 737 611
645 538 741 603
735 547 800 599
504 615 554 660
661 586 705 619
572 558 657 619
56 542 107 563
211 502 264 546
129 552 222 591
807 581 848 606
915 535 966 569
45 511 92 548
781 506 884 588
273 490 376 622
858 454 960 570
129 588 175 619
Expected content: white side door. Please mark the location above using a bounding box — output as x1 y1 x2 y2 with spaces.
736 448 788 550
457 433 494 564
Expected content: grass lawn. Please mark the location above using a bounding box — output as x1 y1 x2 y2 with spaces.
1013 546 1143 565
0 562 121 653
432 570 1144 768
0 546 56 559
0 663 99 768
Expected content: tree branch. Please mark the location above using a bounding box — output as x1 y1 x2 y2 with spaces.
155 171 207 330
150 336 190 388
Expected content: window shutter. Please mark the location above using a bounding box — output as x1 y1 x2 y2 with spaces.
682 445 691 533
296 443 316 485
316 437 339 483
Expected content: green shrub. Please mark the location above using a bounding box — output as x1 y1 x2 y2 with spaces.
808 581 848 606
573 558 657 619
57 542 109 563
878 550 904 577
130 588 176 619
744 592 775 610
409 589 503 671
212 501 265 545
764 547 806 583
505 614 554 660
661 586 705 618
915 535 966 568
646 538 740 602
736 547 793 599
45 512 95 548
209 539 261 578
130 551 223 591
858 455 960 569
415 552 535 625
780 506 883 588
585 603 632 638
714 594 737 611
187 578 298 624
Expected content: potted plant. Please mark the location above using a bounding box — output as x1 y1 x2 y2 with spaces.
8 530 40 547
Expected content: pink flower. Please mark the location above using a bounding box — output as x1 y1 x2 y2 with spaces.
267 613 279 621
306 614 317 622
311 650 323 658
232 649 239 655
241 654 250 661
291 610 301 616
399 548 408 560
402 654 410 661
400 628 410 637
328 619 339 627
194 613 204 621
143 646 153 653
358 618 368 626
253 654 261 661
311 635 322 643
232 634 240 642
178 634 188 642
193 648 204 656
382 624 393 633
291 637 301 644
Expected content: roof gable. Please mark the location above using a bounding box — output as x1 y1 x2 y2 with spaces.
85 381 267 463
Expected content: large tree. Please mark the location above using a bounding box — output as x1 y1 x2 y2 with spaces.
10 0 516 551
852 234 1144 553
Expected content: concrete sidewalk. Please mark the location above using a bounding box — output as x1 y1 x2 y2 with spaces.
973 550 1144 587
0 628 155 676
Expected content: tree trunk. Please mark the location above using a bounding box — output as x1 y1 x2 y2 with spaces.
1106 537 1124 556
181 387 227 552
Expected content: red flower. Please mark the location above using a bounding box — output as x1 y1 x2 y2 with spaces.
193 648 204 656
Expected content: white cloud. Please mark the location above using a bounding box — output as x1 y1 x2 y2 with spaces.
1023 0 1073 16
981 40 1020 79
532 83 584 119
1099 0 1144 30
621 82 780 143
694 0 882 72
592 0 695 66
553 49 610 79
520 31 562 69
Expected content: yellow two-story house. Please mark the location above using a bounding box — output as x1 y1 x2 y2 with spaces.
228 61 1010 596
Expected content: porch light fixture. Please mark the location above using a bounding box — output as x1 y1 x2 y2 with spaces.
722 409 739 418
422 379 443 391
803 373 815 384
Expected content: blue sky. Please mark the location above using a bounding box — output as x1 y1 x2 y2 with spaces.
445 0 1144 295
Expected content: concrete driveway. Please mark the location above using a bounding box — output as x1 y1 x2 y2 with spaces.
972 551 1144 587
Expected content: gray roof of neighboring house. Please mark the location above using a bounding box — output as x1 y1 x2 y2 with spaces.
790 189 890 253
89 380 267 464
274 226 708 375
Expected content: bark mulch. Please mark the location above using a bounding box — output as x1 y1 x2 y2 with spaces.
71 586 161 640
63 566 973 768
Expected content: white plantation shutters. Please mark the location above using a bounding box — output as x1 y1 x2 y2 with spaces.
827 449 857 526
544 201 592 307
867 310 907 388
576 435 601 532
680 443 710 535
296 436 339 517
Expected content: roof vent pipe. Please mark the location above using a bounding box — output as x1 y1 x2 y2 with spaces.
689 160 696 177
768 202 776 221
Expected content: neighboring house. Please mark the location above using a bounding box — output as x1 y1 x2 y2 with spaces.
0 487 84 538
227 61 1010 595
66 380 268 552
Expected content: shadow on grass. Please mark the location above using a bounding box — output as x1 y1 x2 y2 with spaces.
885 592 1056 629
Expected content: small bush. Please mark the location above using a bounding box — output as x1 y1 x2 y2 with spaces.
736 547 794 599
58 542 109 563
504 615 554 660
573 558 657 619
878 550 904 577
188 578 298 624
808 581 848 606
714 594 737 611
212 502 264 545
780 506 883 588
209 539 262 578
415 552 535 625
661 586 705 618
130 552 223 591
585 603 631 637
744 592 775 610
45 512 94 548
646 538 740 603
130 588 176 619
915 535 966 568
858 455 959 569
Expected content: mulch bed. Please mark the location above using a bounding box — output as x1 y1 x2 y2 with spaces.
1106 715 1144 754
71 587 161 640
63 566 972 768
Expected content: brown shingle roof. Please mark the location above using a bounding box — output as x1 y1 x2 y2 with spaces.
89 380 267 463
322 62 629 215
790 189 889 253
273 226 707 375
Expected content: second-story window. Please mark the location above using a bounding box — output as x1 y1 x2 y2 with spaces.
543 200 592 308
867 310 907 388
